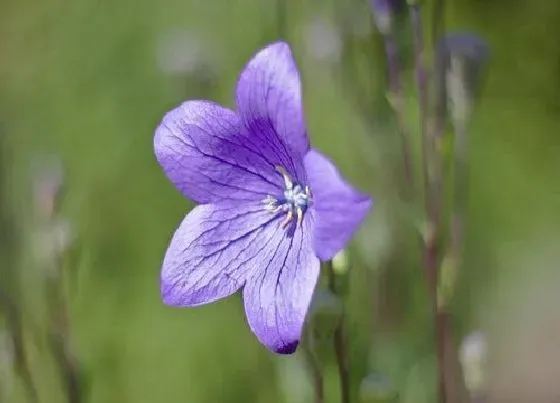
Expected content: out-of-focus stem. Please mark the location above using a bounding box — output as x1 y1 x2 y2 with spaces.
42 229 82 403
451 118 468 255
325 261 350 403
302 329 324 403
383 34 414 195
325 260 350 403
0 293 38 403
0 126 38 403
409 4 448 403
409 5 431 210
48 278 82 403
431 0 446 47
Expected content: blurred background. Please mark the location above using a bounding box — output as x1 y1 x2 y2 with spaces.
1 0 560 402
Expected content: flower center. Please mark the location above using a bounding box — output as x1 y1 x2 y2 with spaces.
263 166 311 228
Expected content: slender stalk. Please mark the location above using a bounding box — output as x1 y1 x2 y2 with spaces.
0 126 39 403
302 328 324 403
383 34 414 193
409 5 430 209
443 115 469 403
409 4 447 403
0 293 38 403
33 158 83 403
42 223 82 403
47 276 82 403
450 117 468 255
431 0 446 47
325 261 350 403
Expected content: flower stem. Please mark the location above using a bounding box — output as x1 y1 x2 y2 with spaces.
0 293 38 403
44 228 83 403
325 261 350 403
0 125 39 403
409 4 447 403
302 328 324 403
47 276 83 403
383 34 414 194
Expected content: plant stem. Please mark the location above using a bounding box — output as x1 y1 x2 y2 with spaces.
383 34 414 193
409 5 430 210
47 279 82 403
302 328 324 403
0 293 38 403
43 230 82 403
0 125 39 403
431 0 446 46
325 261 350 403
410 5 447 403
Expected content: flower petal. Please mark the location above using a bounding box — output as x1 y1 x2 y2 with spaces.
235 42 308 181
304 149 373 260
161 202 283 307
243 213 320 354
154 100 285 204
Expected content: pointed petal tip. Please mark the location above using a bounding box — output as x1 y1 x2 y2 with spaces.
160 279 179 307
263 40 291 52
236 40 309 168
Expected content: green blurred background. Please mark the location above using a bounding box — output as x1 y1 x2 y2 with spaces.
1 0 560 402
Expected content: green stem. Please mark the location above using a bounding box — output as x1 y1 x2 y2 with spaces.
326 261 350 403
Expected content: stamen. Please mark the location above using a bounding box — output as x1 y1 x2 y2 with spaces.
275 165 293 190
264 165 311 230
281 210 293 228
296 206 303 226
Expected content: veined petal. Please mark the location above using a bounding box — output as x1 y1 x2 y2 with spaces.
161 203 282 307
243 212 320 354
235 42 308 182
154 100 284 204
304 149 372 260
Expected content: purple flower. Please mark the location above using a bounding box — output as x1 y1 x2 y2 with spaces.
154 42 372 354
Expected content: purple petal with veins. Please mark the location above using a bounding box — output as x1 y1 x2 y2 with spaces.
154 41 373 354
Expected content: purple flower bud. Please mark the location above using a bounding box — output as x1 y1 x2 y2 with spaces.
31 156 64 219
369 0 395 35
436 32 490 126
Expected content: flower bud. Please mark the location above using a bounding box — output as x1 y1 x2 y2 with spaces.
32 156 64 220
436 33 490 128
308 288 343 339
459 331 488 397
360 372 398 402
369 0 395 36
332 249 349 276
